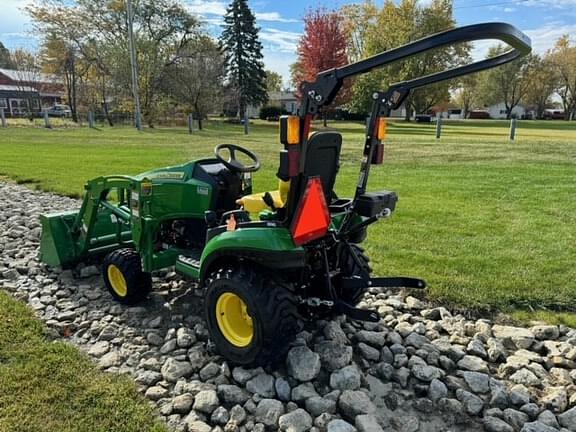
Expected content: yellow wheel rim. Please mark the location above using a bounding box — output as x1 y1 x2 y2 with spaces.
216 292 253 347
107 264 127 297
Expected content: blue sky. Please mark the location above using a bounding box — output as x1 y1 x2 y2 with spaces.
1 0 576 85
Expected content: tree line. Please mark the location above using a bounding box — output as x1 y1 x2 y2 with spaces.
292 0 576 121
1 0 276 127
2 0 574 123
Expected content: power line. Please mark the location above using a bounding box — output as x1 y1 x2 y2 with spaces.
453 0 529 10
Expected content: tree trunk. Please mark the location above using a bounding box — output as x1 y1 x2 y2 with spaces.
323 112 327 127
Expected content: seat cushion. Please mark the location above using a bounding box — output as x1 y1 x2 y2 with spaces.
237 180 290 213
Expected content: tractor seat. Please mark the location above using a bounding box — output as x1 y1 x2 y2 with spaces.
236 179 290 213
237 131 342 214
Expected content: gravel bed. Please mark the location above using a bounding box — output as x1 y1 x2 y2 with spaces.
2 180 576 432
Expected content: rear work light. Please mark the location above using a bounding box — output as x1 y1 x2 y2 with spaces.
290 177 330 246
280 115 300 145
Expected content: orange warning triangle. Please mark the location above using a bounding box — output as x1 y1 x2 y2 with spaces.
291 177 331 245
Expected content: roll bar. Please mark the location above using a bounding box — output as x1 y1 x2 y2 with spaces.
300 22 531 113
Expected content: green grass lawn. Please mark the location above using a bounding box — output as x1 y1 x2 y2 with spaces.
0 119 575 321
0 291 166 432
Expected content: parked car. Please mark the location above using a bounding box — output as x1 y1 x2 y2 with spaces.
468 110 491 119
543 109 564 120
47 104 72 118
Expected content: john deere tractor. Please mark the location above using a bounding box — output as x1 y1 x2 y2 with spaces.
39 23 531 365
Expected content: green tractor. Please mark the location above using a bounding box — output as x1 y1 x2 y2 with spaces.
39 23 530 366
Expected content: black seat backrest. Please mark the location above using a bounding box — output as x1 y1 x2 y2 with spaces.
302 131 342 203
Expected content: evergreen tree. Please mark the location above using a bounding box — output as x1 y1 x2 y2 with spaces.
0 41 14 69
220 0 267 117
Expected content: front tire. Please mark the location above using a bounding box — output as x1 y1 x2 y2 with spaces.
204 265 301 366
102 248 151 305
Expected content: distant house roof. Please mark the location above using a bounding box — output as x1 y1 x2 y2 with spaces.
0 68 62 84
0 84 38 92
269 91 297 102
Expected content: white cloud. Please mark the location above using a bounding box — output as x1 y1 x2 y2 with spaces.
503 7 516 12
525 22 576 54
255 12 298 23
263 50 296 87
185 0 227 16
259 28 301 53
523 0 576 7
469 22 576 61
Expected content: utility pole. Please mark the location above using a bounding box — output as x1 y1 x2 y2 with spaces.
126 0 142 131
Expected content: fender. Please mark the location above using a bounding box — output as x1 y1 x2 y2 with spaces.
199 226 305 282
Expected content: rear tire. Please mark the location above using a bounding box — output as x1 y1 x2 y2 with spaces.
340 244 372 305
102 248 151 305
204 265 301 366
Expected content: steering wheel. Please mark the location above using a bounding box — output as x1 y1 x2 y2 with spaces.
214 143 261 173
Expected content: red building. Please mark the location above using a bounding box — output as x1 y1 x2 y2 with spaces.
0 68 64 116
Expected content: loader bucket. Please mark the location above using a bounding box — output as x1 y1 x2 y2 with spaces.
39 211 80 268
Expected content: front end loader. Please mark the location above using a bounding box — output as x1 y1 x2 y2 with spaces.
40 22 531 365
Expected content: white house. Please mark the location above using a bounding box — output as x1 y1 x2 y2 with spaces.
267 91 299 114
486 102 527 119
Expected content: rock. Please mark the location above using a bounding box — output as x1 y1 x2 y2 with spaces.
509 385 531 406
520 421 559 432
327 419 357 432
161 358 193 383
467 338 488 359
315 340 353 371
186 420 211 432
503 408 529 430
287 346 321 381
193 390 219 414
558 406 576 431
172 393 194 414
255 399 285 428
357 342 380 361
199 362 220 381
456 389 484 415
411 364 444 382
406 296 426 309
305 397 337 417
291 382 318 402
487 338 507 363
218 384 250 405
330 365 362 391
211 406 230 425
460 371 490 394
356 330 386 347
80 265 99 278
159 339 177 354
278 408 313 432
404 332 429 349
246 373 276 397
428 378 448 402
483 416 514 432
135 370 162 386
457 355 489 373
520 403 540 419
145 386 168 400
98 351 123 369
338 390 376 419
146 332 164 346
510 368 540 387
324 321 348 344
355 415 383 432
492 325 534 350
541 387 568 413
537 410 560 429
229 404 247 425
176 327 196 348
275 377 291 402
531 325 559 340
88 341 110 357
